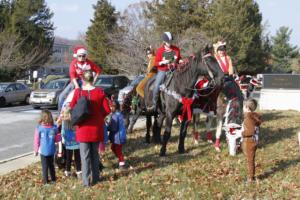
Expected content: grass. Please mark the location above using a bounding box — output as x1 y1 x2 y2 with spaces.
1 110 300 199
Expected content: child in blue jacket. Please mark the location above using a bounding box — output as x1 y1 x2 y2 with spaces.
108 100 127 168
59 106 82 178
34 109 60 184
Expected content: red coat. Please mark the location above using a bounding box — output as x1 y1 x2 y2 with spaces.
155 45 181 71
69 88 110 142
69 59 102 81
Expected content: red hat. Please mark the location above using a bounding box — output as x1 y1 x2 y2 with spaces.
73 45 87 58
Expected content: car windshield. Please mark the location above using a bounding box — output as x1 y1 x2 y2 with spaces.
130 76 144 87
95 77 113 87
43 80 67 89
0 83 8 91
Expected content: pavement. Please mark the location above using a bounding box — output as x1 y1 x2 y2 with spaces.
0 117 146 176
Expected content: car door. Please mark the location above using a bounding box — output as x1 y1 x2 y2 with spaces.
15 83 27 102
5 84 17 103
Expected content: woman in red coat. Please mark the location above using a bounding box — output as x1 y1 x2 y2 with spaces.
69 70 110 187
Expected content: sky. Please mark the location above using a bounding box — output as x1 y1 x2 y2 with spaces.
46 0 300 47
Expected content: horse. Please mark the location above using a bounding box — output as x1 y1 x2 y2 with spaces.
143 45 224 156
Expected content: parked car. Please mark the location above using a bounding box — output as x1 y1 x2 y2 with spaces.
118 75 145 104
29 78 69 109
0 82 31 107
95 75 130 98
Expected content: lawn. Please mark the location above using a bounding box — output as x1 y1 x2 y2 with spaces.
1 111 300 199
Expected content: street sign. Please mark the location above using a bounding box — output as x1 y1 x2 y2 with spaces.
33 71 38 79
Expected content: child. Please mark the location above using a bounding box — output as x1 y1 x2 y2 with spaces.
241 99 262 183
59 107 82 178
34 109 60 184
108 100 127 169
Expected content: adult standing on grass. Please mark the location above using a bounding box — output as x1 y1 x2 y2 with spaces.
58 45 102 112
69 70 110 187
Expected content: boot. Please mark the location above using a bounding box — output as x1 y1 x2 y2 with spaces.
64 171 71 177
206 131 213 143
215 138 221 152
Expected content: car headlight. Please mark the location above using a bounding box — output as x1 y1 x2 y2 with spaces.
47 92 56 98
30 92 34 98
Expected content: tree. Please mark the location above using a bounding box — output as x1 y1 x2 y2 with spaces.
145 0 210 35
203 0 266 74
0 0 54 79
86 0 119 72
271 26 299 73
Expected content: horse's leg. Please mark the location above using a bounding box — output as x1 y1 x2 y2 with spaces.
160 113 172 156
152 113 161 144
205 113 214 143
214 116 223 152
192 113 200 144
145 114 152 143
127 108 141 134
178 118 190 154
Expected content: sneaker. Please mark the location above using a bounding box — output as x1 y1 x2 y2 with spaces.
76 171 82 180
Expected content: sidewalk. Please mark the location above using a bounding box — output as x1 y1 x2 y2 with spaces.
0 118 146 176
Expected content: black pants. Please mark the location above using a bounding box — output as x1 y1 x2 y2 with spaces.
40 155 56 184
65 149 81 172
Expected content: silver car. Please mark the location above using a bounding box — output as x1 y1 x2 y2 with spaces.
29 78 69 109
0 82 31 107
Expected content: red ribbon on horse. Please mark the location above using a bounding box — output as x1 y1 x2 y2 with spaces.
179 97 194 122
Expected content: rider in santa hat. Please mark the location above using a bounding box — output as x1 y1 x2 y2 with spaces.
58 45 102 112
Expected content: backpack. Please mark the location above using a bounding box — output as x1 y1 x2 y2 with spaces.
117 113 127 144
71 90 90 126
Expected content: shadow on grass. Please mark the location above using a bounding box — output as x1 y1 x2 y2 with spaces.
257 158 300 180
260 127 298 148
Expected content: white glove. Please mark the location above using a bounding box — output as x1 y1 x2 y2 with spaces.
159 60 169 65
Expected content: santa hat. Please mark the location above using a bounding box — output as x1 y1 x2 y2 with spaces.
73 46 88 58
213 41 226 53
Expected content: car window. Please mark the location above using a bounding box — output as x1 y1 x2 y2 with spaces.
44 80 68 89
95 77 113 87
6 84 16 92
15 83 26 90
0 83 9 91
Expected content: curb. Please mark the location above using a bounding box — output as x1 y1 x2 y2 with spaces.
0 152 33 164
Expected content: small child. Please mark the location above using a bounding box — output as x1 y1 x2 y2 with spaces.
108 100 127 169
59 107 82 178
241 99 262 183
34 109 60 184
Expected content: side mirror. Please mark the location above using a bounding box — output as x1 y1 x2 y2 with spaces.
5 88 12 92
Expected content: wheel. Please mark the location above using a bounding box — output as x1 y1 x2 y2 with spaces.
0 97 6 107
33 105 40 109
23 95 30 105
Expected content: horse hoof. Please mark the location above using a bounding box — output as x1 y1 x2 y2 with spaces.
178 148 185 154
215 147 221 152
159 148 166 157
193 140 199 145
207 139 213 144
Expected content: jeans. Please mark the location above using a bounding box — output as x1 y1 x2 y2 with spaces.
40 155 56 184
79 142 100 186
152 70 166 106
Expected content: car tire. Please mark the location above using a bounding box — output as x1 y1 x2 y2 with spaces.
0 97 6 107
23 95 30 105
33 105 40 109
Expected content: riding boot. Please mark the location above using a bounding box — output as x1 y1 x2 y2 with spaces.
206 131 213 143
215 138 221 152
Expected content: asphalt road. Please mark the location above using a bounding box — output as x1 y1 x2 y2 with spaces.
0 105 58 161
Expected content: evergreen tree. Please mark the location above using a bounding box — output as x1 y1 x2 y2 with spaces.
146 0 210 35
203 0 265 74
86 0 119 72
271 26 299 73
0 0 54 76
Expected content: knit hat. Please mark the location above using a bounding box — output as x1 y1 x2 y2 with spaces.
162 32 173 43
213 41 226 52
73 46 88 58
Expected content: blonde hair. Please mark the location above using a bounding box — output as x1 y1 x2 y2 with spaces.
83 70 94 83
39 109 54 125
244 98 258 112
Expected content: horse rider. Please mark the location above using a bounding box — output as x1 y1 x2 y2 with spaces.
58 46 102 112
136 46 157 98
213 40 234 76
148 32 182 111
